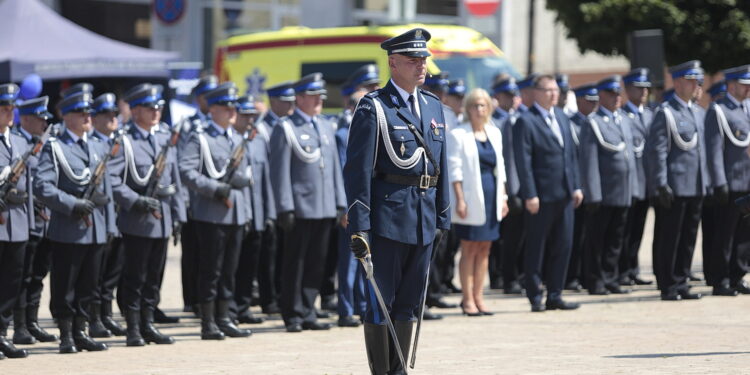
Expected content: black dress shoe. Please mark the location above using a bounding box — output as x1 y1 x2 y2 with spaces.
153 308 179 324
446 283 462 294
688 273 702 282
337 316 361 327
588 287 609 296
489 279 503 290
606 285 630 294
315 309 331 319
427 298 457 309
530 303 545 313
320 298 337 312
734 281 750 294
564 280 583 292
182 305 193 313
237 313 265 324
545 299 580 311
479 310 494 316
618 275 635 286
422 310 443 320
301 321 331 331
0 336 28 358
678 291 702 300
504 281 523 295
712 286 739 296
286 323 303 333
633 277 653 285
660 293 681 301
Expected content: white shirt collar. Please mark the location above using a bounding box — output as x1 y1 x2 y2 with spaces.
63 124 87 143
210 121 233 138
294 108 313 124
598 105 617 119
673 94 692 109
533 102 553 119
94 129 113 140
390 79 421 118
726 93 741 107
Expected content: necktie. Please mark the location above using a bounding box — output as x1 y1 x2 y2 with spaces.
78 139 88 155
0 135 7 151
225 131 234 149
147 133 157 154
408 94 420 123
548 113 563 146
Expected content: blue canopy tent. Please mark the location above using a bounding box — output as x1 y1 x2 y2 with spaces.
0 0 179 82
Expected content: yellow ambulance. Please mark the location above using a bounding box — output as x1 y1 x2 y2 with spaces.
215 23 519 109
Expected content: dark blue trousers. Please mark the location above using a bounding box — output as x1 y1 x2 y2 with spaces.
364 234 432 324
523 199 574 304
337 228 366 317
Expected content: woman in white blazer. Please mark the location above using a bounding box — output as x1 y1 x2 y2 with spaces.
448 88 508 316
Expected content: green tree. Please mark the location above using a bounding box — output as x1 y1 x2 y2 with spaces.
546 0 750 73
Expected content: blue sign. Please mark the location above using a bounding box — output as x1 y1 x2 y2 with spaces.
154 0 186 25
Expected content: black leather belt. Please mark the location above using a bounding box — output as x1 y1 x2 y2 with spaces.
376 172 438 188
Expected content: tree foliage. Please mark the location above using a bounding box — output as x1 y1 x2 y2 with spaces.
546 0 750 73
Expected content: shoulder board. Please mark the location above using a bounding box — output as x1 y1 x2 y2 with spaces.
419 89 439 100
365 90 382 99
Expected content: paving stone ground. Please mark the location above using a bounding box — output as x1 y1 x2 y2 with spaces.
4 210 750 374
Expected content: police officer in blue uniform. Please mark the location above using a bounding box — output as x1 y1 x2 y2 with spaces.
490 77 526 294
0 83 33 359
34 92 117 354
345 28 451 374
556 73 573 116
257 81 296 315
707 80 727 101
566 83 598 292
110 84 186 346
704 65 750 295
335 66 380 328
231 96 275 324
620 68 655 286
12 95 58 346
580 75 637 295
646 60 709 301
179 82 252 340
516 73 539 114
514 74 583 312
85 93 127 339
179 75 217 315
270 73 346 333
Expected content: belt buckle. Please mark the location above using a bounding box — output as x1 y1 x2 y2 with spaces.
419 175 430 189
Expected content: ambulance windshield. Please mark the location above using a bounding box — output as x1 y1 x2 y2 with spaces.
432 55 520 92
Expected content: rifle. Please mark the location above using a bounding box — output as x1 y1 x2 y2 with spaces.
0 125 54 225
221 125 256 208
144 123 182 219
80 130 124 227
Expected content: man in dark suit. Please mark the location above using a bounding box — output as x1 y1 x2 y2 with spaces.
513 74 583 312
703 65 750 295
646 60 709 301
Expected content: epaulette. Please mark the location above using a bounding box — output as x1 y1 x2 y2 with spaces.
419 89 439 100
365 90 382 99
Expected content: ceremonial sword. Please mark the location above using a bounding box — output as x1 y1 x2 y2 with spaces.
410 230 445 369
358 253 408 374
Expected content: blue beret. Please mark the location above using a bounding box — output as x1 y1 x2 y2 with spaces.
492 78 519 95
670 60 704 80
349 64 380 88
205 82 239 106
596 75 622 93
192 75 218 97
723 65 750 84
266 81 296 102
92 93 118 115
517 73 539 90
59 92 93 115
623 68 651 88
18 96 52 119
0 83 19 105
60 82 93 99
572 83 599 101
294 73 327 95
381 28 431 57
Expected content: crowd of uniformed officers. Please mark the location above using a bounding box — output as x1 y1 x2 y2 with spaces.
0 50 749 362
